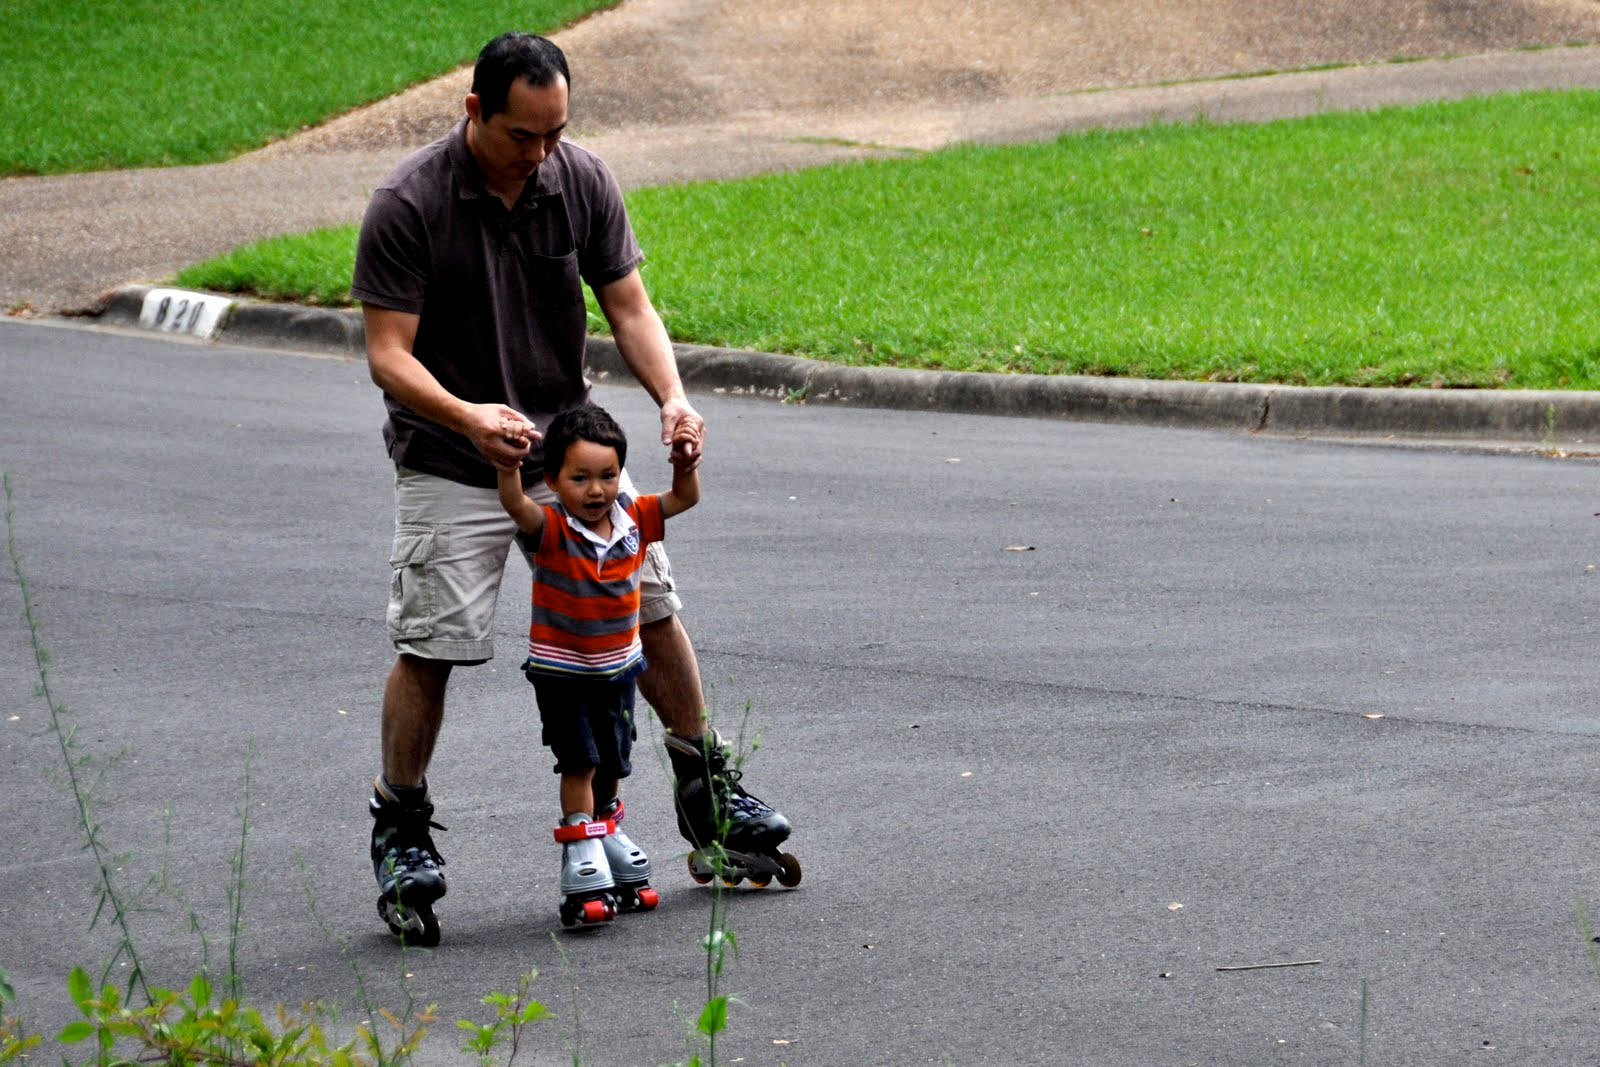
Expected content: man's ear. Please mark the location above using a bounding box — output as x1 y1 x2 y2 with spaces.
464 93 482 124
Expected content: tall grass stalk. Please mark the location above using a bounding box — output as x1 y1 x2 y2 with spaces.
225 741 255 1006
3 472 150 1003
296 855 435 1065
1358 978 1370 1066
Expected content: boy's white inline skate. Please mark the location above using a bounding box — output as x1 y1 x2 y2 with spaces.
596 798 660 912
554 814 618 927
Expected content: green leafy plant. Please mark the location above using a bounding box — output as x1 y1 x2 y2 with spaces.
0 967 42 1062
56 965 423 1066
457 969 553 1065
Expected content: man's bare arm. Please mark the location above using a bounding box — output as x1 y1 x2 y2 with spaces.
594 271 704 468
364 304 533 468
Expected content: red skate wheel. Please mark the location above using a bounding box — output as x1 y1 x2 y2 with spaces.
635 887 660 910
581 899 611 924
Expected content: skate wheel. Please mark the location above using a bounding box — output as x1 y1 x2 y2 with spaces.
777 852 802 889
747 872 772 888
581 898 612 924
721 872 744 888
635 886 660 910
379 898 441 946
687 856 714 884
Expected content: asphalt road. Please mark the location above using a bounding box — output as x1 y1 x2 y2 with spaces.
3 319 1600 1064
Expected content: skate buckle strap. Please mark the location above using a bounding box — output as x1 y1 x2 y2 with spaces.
553 818 616 844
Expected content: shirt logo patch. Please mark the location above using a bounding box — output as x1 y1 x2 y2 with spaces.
621 529 640 555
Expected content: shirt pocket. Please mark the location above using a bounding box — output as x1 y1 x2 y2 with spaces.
527 249 582 311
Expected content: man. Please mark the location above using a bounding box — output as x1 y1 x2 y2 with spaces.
352 31 794 945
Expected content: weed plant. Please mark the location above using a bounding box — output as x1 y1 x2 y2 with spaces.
0 0 616 174
177 90 1600 390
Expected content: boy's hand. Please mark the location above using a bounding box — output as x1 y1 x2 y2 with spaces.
667 411 705 471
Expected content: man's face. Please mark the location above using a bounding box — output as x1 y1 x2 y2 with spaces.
465 75 569 190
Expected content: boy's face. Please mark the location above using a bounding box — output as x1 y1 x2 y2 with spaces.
545 438 622 528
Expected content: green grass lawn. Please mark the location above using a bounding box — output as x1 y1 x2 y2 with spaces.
0 0 615 175
179 89 1600 390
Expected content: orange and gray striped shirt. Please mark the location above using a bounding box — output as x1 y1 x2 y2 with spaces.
523 493 665 679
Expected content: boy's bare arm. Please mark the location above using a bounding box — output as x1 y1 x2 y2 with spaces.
496 467 546 536
660 453 701 518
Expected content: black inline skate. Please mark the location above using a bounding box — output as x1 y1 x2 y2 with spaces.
665 729 801 890
370 779 447 946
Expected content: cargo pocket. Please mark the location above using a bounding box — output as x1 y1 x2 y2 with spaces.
386 524 439 641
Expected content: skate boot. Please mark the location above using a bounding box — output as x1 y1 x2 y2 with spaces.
555 814 618 928
665 730 802 890
369 778 447 946
596 798 660 913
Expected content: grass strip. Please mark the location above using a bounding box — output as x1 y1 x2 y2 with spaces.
177 89 1600 390
0 0 615 175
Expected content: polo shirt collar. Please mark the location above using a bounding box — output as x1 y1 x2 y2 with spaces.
562 499 638 553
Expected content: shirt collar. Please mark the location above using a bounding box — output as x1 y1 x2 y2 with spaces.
562 499 637 552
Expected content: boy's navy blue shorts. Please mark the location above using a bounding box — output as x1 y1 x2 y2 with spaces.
527 664 642 779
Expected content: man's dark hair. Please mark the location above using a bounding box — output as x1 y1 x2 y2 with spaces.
542 404 627 474
472 32 570 120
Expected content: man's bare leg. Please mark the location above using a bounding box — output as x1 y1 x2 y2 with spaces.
637 614 705 737
382 653 453 786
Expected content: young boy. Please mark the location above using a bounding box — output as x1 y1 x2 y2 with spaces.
497 403 701 927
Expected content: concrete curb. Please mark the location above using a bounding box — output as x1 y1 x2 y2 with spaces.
93 286 1600 453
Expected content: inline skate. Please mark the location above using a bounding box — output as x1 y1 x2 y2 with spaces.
665 730 802 890
596 797 660 912
370 779 447 946
554 813 618 927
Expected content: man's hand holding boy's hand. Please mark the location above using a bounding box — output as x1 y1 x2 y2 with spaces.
661 398 704 471
668 416 705 471
465 403 538 470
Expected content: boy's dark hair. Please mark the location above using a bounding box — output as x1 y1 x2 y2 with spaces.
542 404 627 474
472 32 570 121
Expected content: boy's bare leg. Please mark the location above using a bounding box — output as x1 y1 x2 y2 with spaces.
560 769 597 818
637 614 706 737
381 654 452 787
